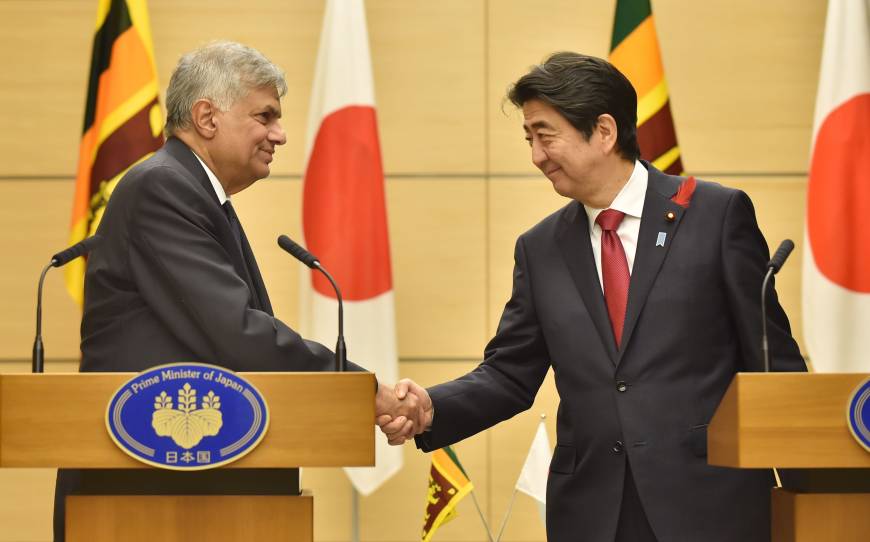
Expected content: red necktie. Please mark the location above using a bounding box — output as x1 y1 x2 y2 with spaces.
596 209 630 348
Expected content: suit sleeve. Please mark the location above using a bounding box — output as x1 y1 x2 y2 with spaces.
720 189 806 373
416 236 551 451
126 165 363 373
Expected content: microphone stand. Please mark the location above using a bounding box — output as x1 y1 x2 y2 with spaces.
760 239 794 373
761 267 775 373
32 234 102 374
313 262 347 372
277 235 347 371
32 262 53 373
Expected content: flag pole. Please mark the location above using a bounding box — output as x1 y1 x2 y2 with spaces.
351 487 360 542
494 488 518 542
469 490 495 542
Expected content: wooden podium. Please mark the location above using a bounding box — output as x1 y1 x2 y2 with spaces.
708 373 870 542
0 372 375 541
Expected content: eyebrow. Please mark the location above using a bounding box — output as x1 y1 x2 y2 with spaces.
527 120 555 130
261 105 282 119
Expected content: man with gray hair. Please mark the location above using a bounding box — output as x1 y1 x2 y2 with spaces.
54 41 421 542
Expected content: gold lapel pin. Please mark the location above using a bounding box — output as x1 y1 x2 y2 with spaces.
665 211 676 222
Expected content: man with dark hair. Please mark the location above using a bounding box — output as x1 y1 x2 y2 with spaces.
508 52 641 163
379 52 805 541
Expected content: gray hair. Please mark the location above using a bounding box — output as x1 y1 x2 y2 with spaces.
164 40 288 136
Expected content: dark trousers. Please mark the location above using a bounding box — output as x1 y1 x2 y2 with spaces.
615 461 658 542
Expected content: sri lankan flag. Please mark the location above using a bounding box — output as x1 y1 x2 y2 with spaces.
609 0 683 175
422 446 473 542
66 0 163 304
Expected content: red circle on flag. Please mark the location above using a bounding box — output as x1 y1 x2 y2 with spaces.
807 93 870 293
303 106 392 300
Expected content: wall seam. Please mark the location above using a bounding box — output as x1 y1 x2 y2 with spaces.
483 0 494 535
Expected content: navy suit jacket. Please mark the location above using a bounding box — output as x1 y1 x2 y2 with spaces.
416 163 805 542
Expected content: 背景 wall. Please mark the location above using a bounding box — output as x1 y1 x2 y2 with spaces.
0 0 823 540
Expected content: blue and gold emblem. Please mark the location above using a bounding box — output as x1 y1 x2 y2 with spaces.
106 363 269 470
847 377 870 453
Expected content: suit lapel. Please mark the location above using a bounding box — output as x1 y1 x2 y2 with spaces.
236 222 274 315
617 165 685 362
556 201 619 363
163 138 273 315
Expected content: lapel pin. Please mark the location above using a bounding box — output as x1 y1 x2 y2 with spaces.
656 232 667 247
665 211 676 222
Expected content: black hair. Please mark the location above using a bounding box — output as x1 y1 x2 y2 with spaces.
508 52 640 161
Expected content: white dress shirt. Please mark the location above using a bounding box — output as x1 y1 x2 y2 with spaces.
583 160 648 291
192 152 229 205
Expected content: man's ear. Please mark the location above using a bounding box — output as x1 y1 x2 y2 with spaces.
596 114 619 154
190 99 218 140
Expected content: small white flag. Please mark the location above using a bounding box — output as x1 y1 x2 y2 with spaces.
515 418 551 523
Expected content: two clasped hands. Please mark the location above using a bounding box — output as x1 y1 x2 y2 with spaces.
375 379 432 445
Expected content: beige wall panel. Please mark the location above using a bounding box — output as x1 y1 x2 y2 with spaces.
0 1 92 177
488 179 574 335
367 0 486 175
359 361 490 541
0 469 56 542
303 467 355 541
654 0 825 173
0 0 324 177
487 0 614 175
153 0 488 176
242 177 492 361
0 181 81 360
487 0 826 175
0 0 485 177
231 179 304 326
148 0 325 177
387 179 488 359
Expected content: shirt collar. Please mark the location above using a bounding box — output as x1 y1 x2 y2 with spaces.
192 152 229 205
584 160 648 228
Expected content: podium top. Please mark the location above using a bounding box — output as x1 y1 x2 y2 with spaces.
0 372 375 469
708 372 870 468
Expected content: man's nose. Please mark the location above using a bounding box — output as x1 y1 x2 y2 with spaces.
530 140 547 169
270 121 287 146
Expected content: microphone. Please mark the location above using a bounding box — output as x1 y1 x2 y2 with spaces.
277 234 319 269
767 239 795 274
761 239 794 372
277 235 347 371
51 235 102 267
33 235 101 373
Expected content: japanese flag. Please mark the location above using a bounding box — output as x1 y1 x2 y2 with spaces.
301 0 401 494
802 0 870 372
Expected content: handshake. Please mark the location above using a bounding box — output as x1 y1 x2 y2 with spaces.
375 379 433 445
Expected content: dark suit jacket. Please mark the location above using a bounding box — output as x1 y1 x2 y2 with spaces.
56 137 360 542
80 136 358 372
416 164 805 542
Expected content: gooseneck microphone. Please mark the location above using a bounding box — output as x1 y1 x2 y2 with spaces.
277 235 347 372
33 235 101 373
761 239 794 372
